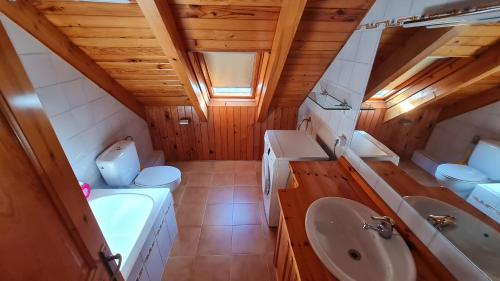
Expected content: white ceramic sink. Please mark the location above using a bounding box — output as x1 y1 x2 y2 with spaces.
305 197 416 281
405 196 500 280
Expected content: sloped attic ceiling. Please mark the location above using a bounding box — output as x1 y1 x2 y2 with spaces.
366 25 500 122
2 0 374 120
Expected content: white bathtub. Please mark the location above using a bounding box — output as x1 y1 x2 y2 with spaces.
350 130 400 165
88 188 171 279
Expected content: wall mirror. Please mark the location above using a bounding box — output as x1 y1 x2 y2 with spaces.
349 21 500 280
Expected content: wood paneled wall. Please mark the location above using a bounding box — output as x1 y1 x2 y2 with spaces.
146 106 298 161
356 103 441 160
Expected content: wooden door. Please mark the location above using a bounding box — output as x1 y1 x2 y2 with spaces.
0 22 122 281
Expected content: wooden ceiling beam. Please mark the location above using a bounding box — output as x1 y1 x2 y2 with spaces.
384 41 500 122
137 0 208 121
256 0 307 121
365 27 463 101
0 0 146 119
437 85 500 122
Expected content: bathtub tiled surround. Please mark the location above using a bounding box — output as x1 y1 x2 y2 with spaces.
343 150 491 281
424 100 500 164
89 188 177 281
0 14 154 188
129 193 177 281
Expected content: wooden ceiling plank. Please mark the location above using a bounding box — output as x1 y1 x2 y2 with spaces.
184 29 275 41
170 0 282 7
32 1 143 17
256 0 308 121
137 0 208 121
173 5 280 20
60 27 155 39
71 37 161 48
365 27 464 100
437 85 500 122
45 14 150 28
0 0 145 119
136 96 192 105
179 18 277 31
97 62 173 69
186 39 272 51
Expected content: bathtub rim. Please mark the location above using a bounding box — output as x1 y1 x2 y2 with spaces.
88 187 171 279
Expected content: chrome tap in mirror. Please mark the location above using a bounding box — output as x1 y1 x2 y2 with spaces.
363 216 395 239
427 214 456 230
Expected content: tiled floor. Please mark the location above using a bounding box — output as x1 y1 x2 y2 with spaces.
163 161 276 281
399 161 441 187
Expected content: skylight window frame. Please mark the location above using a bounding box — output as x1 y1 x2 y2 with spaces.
193 51 264 100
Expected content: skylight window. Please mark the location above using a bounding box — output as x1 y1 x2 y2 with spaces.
212 87 252 97
203 52 256 98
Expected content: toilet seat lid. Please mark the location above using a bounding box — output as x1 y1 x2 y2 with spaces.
135 166 181 187
436 164 488 183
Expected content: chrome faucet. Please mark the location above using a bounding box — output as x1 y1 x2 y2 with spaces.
363 216 395 239
427 214 456 230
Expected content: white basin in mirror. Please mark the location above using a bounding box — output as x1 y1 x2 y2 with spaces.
305 197 416 281
404 196 500 280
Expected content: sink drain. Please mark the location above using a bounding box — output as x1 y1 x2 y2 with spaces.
348 249 361 261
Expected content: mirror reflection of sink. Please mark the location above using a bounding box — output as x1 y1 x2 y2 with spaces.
305 197 416 281
404 196 500 280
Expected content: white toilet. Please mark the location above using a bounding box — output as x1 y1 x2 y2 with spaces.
96 140 181 191
434 139 500 198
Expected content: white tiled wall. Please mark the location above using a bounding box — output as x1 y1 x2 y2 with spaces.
308 0 495 279
1 14 154 188
297 27 382 156
424 101 500 164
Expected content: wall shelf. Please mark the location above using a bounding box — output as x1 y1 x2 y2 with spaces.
307 91 352 111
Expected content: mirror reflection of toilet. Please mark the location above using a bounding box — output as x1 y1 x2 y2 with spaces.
96 140 181 191
435 140 500 199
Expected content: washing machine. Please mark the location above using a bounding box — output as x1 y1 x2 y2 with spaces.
262 130 329 226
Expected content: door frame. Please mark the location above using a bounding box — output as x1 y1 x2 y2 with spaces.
0 20 122 281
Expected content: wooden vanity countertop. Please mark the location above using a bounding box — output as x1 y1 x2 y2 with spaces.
277 159 456 281
367 161 500 232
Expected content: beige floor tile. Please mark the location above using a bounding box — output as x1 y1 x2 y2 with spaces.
232 225 266 254
235 172 258 186
176 203 205 226
163 256 195 281
399 161 440 187
191 255 231 281
211 173 235 187
230 254 270 281
181 187 208 205
264 252 277 281
204 204 233 226
233 203 261 225
233 187 261 203
171 227 201 256
213 161 236 173
261 224 277 254
185 172 213 186
166 162 190 173
197 226 232 255
233 161 260 172
207 187 234 204
172 187 185 206
188 161 215 173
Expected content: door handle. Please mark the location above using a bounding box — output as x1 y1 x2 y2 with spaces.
100 251 122 281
